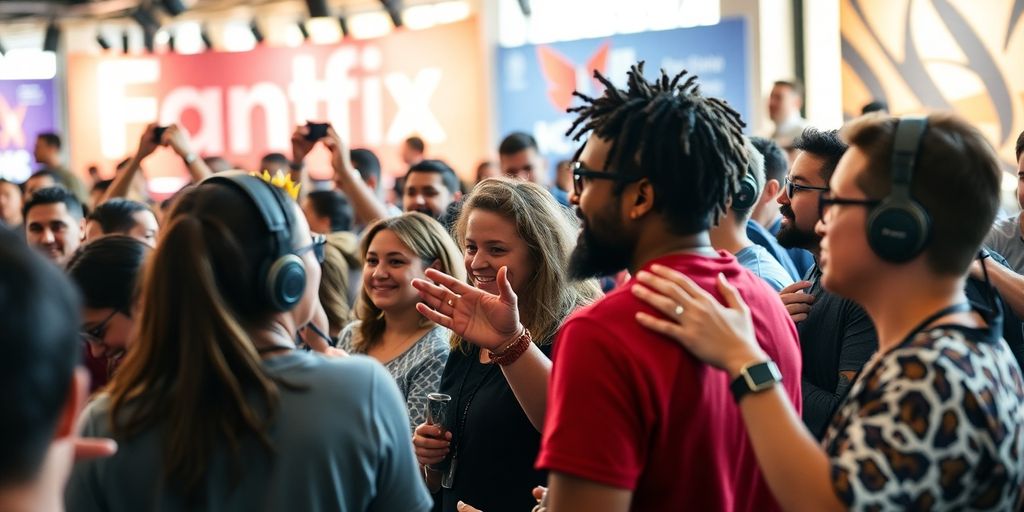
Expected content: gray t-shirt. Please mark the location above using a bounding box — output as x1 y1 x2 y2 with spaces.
65 352 432 512
338 322 450 430
735 244 795 292
985 215 1024 273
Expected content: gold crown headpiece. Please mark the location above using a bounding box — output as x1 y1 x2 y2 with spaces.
252 170 301 200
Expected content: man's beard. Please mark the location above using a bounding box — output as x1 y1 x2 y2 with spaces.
775 204 821 251
407 205 440 220
568 210 632 280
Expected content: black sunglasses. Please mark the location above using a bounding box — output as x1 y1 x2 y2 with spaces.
818 193 881 225
296 233 327 263
571 161 642 196
81 309 120 346
785 176 829 198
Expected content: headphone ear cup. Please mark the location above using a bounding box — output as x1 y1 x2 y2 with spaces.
866 199 931 263
265 255 307 311
732 174 758 212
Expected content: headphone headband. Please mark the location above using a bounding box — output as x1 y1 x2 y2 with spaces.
889 116 928 196
203 172 294 258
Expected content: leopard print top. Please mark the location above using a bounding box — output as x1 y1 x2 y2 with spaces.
823 326 1024 510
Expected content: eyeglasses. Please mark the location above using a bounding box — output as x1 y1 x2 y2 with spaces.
295 233 327 264
571 161 642 196
818 193 881 225
785 176 829 198
81 309 119 346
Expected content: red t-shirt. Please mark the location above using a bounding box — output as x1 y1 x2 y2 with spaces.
537 252 802 511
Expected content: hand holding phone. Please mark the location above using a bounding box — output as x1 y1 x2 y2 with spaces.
305 122 329 142
153 125 168 144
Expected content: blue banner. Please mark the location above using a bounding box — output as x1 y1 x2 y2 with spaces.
497 18 749 182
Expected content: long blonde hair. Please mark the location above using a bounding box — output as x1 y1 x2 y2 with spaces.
319 232 359 335
106 181 297 501
355 212 465 352
452 178 601 350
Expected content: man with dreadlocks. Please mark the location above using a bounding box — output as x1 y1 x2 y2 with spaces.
534 63 802 511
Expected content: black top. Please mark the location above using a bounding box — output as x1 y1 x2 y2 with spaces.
435 343 550 512
967 249 1024 369
799 265 878 439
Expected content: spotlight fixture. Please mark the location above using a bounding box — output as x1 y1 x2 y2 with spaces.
381 0 402 28
338 15 349 38
143 26 155 53
250 19 264 44
96 32 111 50
200 25 213 51
161 0 187 16
43 21 60 53
517 0 531 16
122 30 130 53
305 0 330 18
167 32 175 52
0 37 6 56
297 20 309 41
131 6 160 31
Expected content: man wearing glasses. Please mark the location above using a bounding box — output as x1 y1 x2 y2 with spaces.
774 128 878 440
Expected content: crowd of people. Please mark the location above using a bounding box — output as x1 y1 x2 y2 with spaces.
1 60 1023 512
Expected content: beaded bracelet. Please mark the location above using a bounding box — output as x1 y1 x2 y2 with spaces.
488 328 532 366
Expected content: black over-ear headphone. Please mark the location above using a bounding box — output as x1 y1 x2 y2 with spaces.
203 172 307 311
866 116 932 263
732 171 760 212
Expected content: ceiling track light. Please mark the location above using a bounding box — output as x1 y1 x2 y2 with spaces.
297 20 309 41
0 37 6 56
143 26 155 53
96 32 111 50
338 15 349 38
250 19 264 44
161 0 187 16
122 30 130 53
200 25 213 51
517 0 531 16
43 21 60 53
305 0 330 18
167 32 175 52
131 6 160 32
381 0 403 28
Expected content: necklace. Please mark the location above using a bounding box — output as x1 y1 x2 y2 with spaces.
444 347 497 488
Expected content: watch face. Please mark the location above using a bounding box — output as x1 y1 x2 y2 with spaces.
746 362 781 390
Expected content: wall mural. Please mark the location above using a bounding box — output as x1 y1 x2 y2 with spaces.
841 0 1024 167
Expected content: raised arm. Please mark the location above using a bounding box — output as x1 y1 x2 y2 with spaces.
315 126 390 226
163 124 211 183
103 123 160 202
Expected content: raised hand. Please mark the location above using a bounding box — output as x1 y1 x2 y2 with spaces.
412 267 523 352
135 123 161 161
632 265 766 377
162 124 193 159
291 125 317 164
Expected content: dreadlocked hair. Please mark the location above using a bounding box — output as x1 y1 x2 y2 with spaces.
566 61 749 233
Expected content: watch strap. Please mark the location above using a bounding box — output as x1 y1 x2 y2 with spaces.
730 360 782 403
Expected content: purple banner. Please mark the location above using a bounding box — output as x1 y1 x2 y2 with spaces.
0 79 58 183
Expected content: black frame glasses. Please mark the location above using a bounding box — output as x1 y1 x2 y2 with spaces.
785 176 830 198
81 309 120 346
818 194 881 225
571 161 642 196
296 233 327 264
